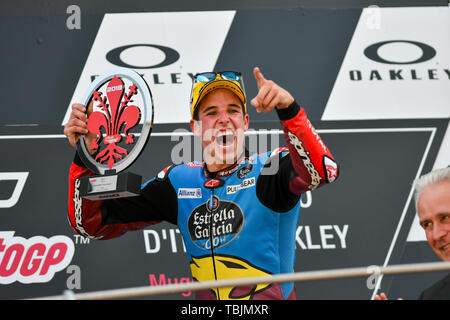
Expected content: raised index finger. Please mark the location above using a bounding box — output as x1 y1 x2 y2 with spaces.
253 67 266 89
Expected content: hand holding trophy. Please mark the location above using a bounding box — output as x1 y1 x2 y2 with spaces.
71 68 154 200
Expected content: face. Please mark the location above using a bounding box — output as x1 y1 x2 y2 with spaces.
190 89 249 172
418 180 450 261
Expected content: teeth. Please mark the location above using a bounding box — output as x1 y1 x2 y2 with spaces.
443 244 450 250
215 131 234 146
216 131 234 137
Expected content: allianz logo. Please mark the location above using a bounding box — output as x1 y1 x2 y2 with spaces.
178 188 202 199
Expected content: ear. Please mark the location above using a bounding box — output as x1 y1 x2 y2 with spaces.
243 113 249 131
190 119 202 137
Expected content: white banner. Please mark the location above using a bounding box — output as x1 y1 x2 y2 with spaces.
322 6 450 121
63 11 236 125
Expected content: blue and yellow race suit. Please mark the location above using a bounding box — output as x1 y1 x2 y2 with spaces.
68 101 339 300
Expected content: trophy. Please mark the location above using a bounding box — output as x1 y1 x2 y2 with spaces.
76 67 154 200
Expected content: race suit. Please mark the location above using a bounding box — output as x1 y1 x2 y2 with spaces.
68 101 339 300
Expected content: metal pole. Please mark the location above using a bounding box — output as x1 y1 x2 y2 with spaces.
32 261 450 300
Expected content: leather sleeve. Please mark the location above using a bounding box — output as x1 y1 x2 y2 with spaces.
67 153 178 240
256 101 339 212
277 100 339 194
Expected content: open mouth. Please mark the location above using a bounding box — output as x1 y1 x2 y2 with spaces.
215 131 235 147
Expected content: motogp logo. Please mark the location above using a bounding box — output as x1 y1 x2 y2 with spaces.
0 232 75 284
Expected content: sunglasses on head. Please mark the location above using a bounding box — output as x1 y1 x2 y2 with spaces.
193 71 242 83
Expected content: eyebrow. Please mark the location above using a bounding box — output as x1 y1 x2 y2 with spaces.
200 106 217 114
200 104 242 114
420 212 450 225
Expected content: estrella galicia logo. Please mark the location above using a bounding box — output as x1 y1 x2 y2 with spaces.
106 44 180 69
364 40 436 65
188 197 244 250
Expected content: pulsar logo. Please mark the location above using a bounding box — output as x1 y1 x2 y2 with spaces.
226 177 255 194
188 199 244 250
0 231 74 284
364 40 436 65
106 44 180 69
190 255 272 300
0 172 28 209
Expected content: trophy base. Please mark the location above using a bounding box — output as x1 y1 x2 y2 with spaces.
79 172 142 201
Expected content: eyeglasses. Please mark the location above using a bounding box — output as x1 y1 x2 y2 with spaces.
193 71 242 83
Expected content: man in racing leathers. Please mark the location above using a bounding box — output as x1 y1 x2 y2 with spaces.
64 67 339 300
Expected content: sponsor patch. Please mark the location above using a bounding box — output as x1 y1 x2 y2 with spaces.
237 164 253 179
203 178 225 189
178 188 202 199
188 197 244 250
226 177 256 194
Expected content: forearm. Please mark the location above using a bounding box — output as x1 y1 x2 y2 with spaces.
67 154 163 240
277 101 339 193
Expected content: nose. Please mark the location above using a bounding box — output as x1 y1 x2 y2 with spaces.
217 110 230 125
432 222 448 243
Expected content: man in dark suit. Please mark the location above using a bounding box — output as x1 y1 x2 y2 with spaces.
414 167 450 299
375 167 450 300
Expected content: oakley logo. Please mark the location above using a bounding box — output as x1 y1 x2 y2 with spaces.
106 44 180 69
364 40 436 65
0 172 29 209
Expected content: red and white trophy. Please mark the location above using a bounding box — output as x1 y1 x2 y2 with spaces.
76 68 154 200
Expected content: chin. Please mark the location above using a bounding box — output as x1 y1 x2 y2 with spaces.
215 146 238 165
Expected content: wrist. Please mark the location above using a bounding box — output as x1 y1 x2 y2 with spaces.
276 96 295 110
276 100 300 121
